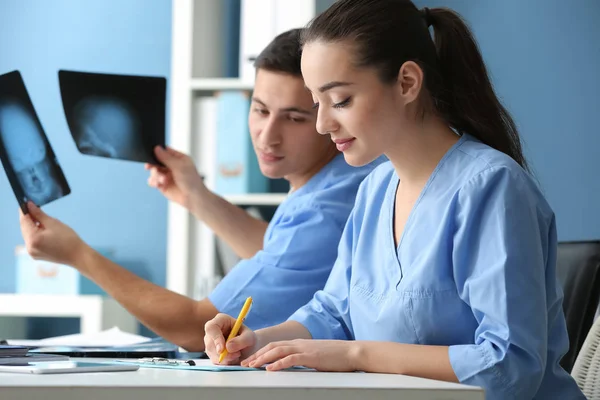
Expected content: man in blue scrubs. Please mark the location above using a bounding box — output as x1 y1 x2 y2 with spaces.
18 29 382 351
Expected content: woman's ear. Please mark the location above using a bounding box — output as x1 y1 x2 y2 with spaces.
396 61 425 105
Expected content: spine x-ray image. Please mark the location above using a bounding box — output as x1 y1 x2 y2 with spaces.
0 71 71 211
58 70 166 165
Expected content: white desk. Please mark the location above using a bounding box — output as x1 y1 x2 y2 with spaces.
0 359 484 400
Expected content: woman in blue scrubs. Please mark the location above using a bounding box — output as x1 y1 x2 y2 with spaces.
203 1 585 398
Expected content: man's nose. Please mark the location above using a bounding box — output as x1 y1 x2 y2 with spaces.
260 117 282 146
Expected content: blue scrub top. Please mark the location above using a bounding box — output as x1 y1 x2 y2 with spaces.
290 134 584 399
209 153 385 329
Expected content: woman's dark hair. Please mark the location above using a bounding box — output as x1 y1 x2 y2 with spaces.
253 28 303 77
301 0 529 171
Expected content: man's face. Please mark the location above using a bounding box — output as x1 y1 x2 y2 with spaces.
248 69 336 183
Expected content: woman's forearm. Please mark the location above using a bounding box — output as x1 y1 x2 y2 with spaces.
353 341 458 382
255 321 312 349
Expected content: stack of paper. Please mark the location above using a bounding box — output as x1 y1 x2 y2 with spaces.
0 345 29 357
0 345 68 365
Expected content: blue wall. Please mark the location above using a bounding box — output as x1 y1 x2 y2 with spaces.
0 0 171 333
415 0 600 241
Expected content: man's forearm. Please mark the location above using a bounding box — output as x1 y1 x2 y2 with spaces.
75 246 217 351
188 188 268 259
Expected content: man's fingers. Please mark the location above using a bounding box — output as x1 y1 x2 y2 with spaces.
148 172 170 189
164 146 185 158
148 168 170 187
154 146 180 167
26 202 47 224
19 207 38 232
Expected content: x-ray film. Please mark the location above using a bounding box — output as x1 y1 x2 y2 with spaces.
0 70 71 212
58 70 166 165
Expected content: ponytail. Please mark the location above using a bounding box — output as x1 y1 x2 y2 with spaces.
426 8 529 171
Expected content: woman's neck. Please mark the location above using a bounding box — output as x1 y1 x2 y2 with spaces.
385 116 460 186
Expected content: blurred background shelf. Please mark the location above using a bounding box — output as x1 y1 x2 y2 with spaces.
167 0 335 300
190 78 253 94
0 294 137 336
225 193 288 206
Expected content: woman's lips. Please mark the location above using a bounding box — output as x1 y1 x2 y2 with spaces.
333 137 356 152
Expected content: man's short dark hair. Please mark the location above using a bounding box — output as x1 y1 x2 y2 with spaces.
253 28 303 77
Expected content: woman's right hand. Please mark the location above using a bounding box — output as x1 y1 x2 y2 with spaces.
204 313 258 365
146 146 206 210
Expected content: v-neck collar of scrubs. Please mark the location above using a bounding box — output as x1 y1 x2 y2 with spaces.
386 133 469 285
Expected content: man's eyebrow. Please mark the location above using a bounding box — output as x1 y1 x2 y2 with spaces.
280 106 312 115
252 97 268 107
252 97 313 115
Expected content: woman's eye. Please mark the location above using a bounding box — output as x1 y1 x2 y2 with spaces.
311 102 319 109
254 108 268 115
333 97 351 109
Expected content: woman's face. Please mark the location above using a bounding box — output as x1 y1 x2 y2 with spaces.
301 41 411 167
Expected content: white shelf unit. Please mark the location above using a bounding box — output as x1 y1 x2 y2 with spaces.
167 0 333 299
190 78 253 93
0 294 138 336
225 193 288 206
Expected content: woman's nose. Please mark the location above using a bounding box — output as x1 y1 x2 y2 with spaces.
315 108 338 136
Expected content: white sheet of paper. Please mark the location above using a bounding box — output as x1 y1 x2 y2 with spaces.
9 327 150 347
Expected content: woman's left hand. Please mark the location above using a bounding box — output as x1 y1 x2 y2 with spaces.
241 339 359 372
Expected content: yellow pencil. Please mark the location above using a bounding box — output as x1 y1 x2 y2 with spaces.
219 296 253 363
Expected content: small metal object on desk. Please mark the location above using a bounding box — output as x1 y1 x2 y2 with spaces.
138 357 196 366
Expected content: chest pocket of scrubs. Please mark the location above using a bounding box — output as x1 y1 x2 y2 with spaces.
401 288 477 346
348 284 420 344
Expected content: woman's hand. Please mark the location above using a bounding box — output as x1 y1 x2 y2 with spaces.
204 313 259 365
241 339 360 372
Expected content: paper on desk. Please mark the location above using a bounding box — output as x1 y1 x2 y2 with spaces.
9 327 151 347
116 359 262 372
115 358 309 372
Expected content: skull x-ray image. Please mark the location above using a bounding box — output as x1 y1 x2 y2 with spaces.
58 70 166 165
0 71 71 211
